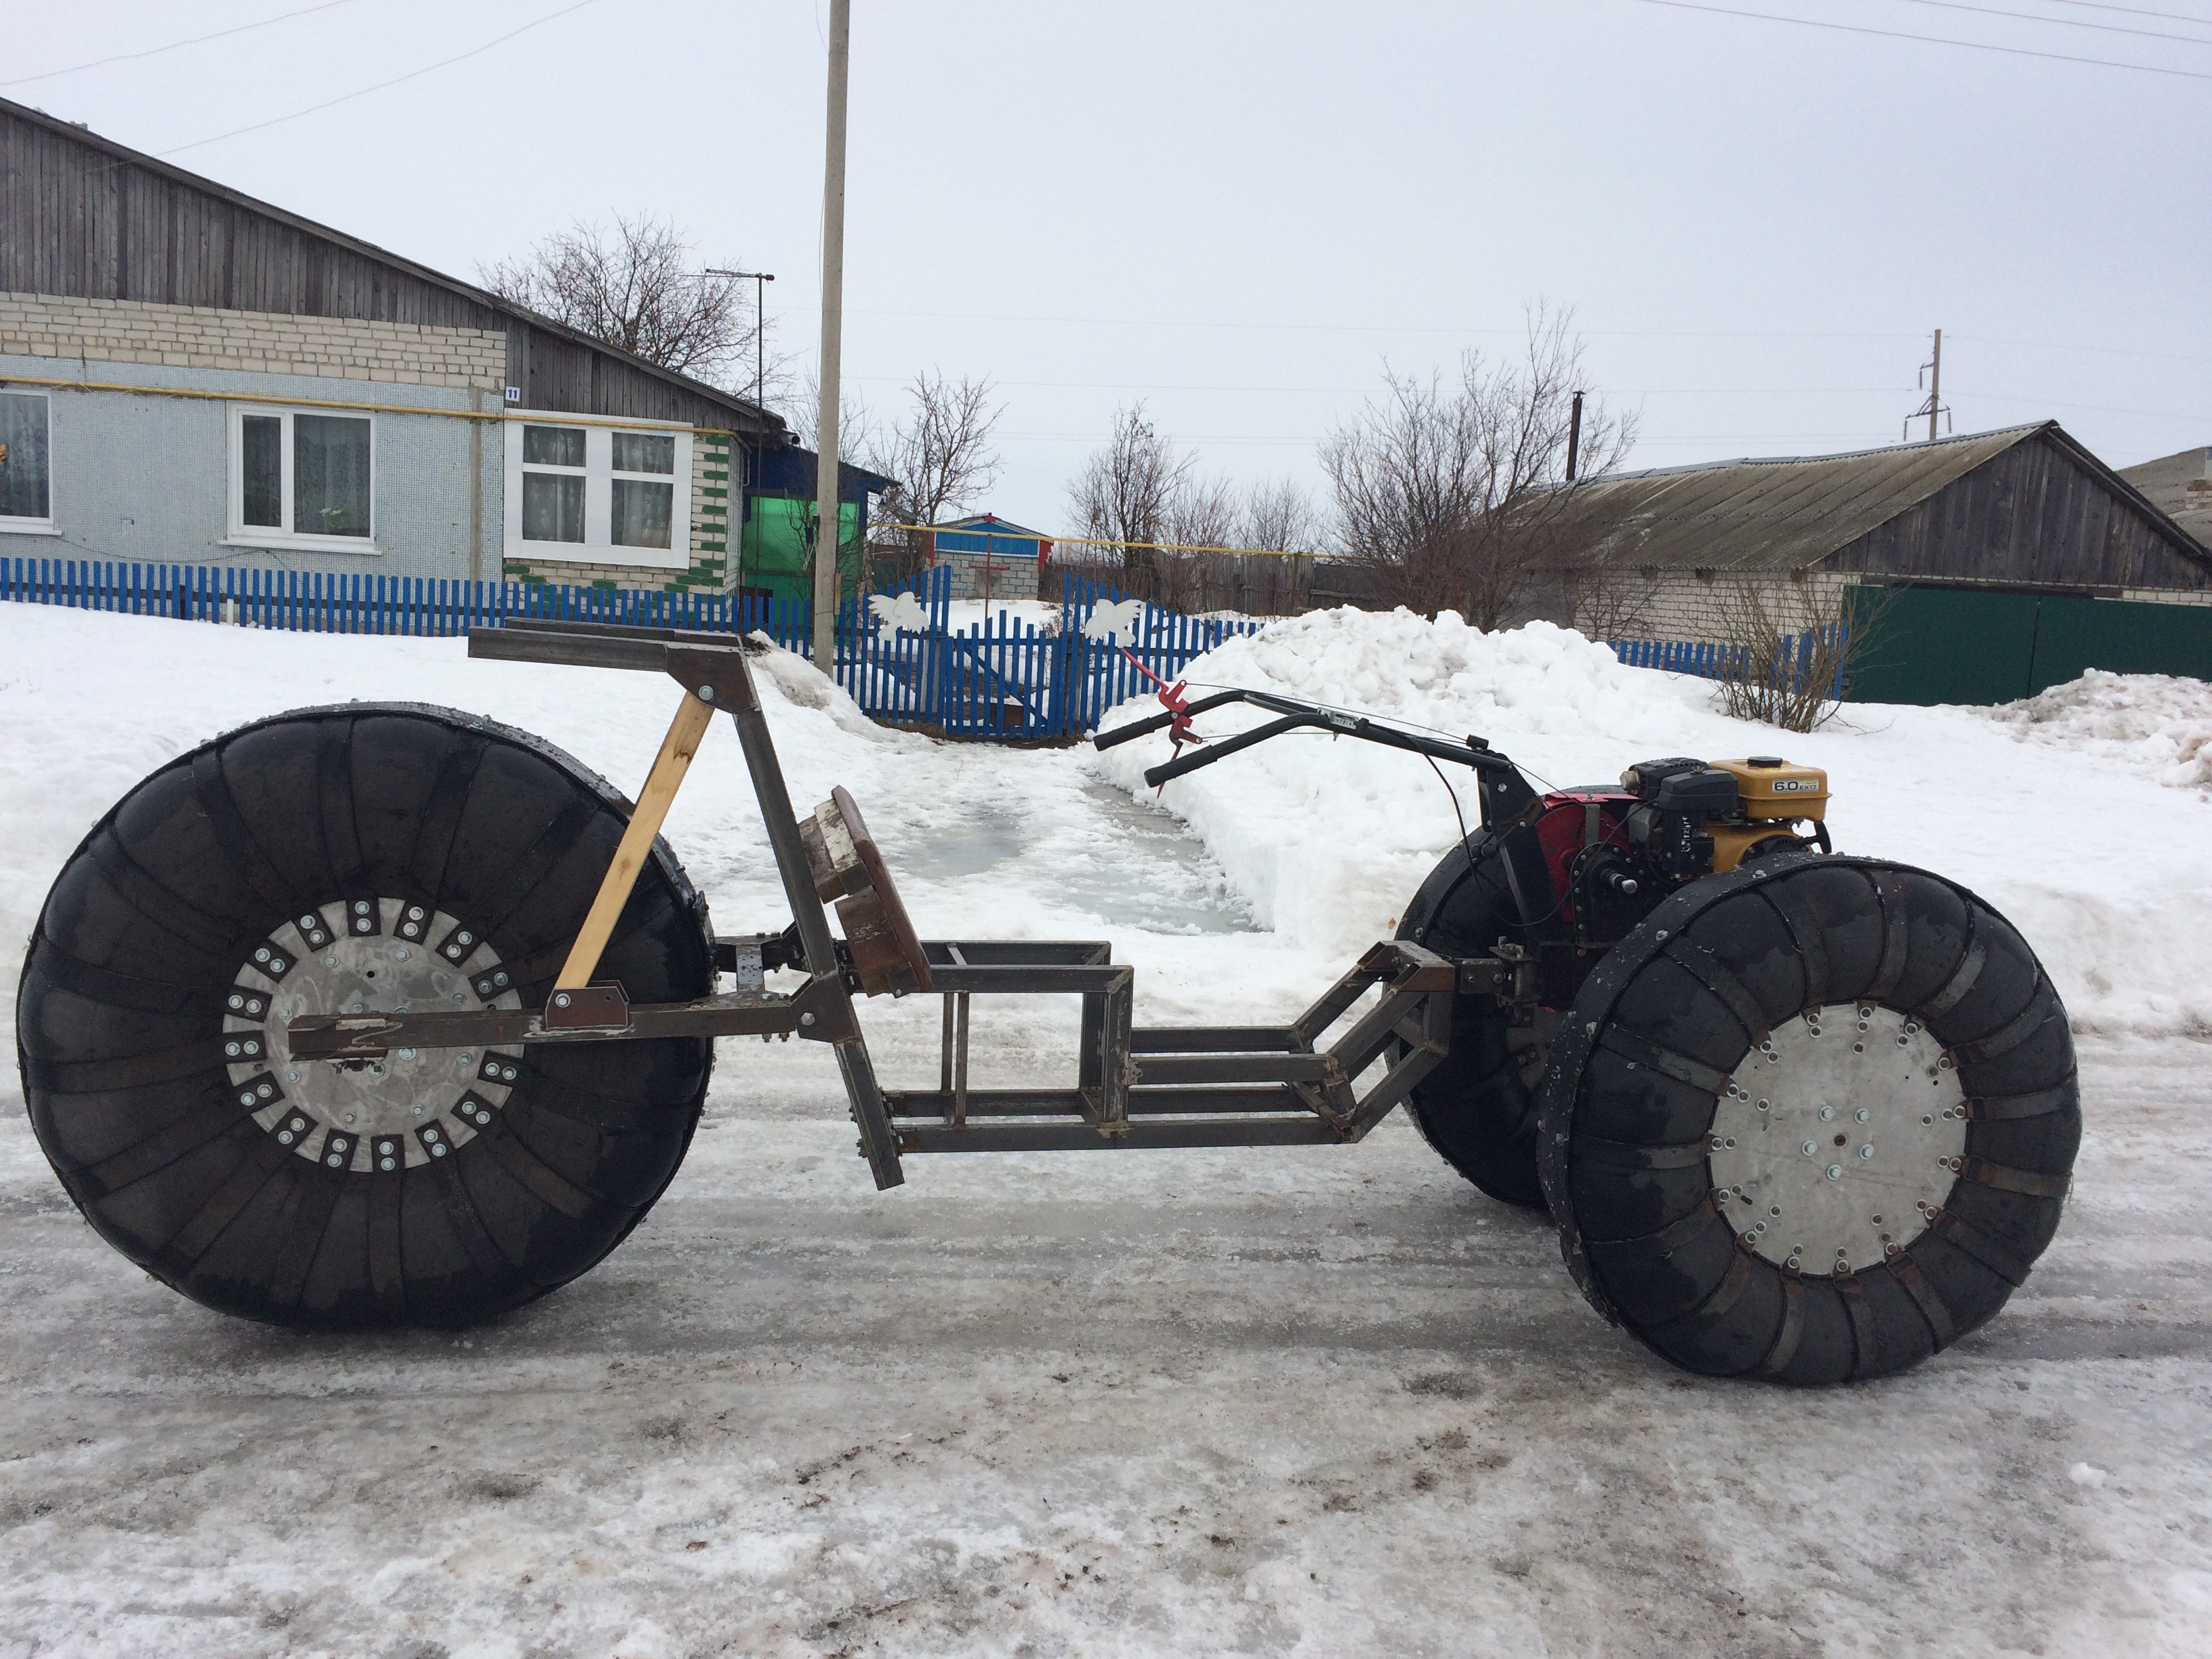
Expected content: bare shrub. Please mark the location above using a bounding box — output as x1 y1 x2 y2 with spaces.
1711 579 1888 733
1572 564 1662 642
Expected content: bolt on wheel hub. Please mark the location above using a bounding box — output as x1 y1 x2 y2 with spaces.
222 899 523 1172
1707 1002 1967 1275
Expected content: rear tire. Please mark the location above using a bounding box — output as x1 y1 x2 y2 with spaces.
16 703 716 1332
1397 831 1555 1208
1536 855 2078 1383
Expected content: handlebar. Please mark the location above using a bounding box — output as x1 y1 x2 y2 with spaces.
1092 687 1540 827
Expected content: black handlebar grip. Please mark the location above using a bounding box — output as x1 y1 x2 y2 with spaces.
1092 712 1174 750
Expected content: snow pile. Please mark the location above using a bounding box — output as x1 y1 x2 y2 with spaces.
1091 606 2212 1039
1088 609 1740 956
1987 669 2212 790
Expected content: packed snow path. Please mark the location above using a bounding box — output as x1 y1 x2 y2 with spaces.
2 607 2209 1657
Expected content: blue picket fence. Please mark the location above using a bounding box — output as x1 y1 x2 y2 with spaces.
1612 626 1847 699
836 567 1264 739
0 556 1258 742
0 557 815 644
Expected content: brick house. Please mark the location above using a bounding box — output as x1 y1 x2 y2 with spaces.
0 96 886 596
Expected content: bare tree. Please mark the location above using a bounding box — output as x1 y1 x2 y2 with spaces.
1065 404 1200 593
1240 478 1325 556
863 372 1006 586
1320 304 1635 629
784 373 878 457
480 214 775 393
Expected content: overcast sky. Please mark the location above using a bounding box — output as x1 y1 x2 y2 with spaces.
8 0 2208 533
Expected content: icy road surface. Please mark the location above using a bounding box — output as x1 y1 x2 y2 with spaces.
3 605 2210 1657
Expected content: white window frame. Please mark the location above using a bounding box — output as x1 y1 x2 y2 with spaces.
503 415 694 571
0 390 57 536
224 404 379 553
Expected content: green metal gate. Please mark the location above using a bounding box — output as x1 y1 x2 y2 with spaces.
1847 585 2212 705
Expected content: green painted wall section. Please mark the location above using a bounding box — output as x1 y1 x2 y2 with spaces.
738 495 863 602
1848 586 2212 705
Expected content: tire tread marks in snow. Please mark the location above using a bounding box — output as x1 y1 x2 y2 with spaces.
15 703 715 1331
1534 855 2078 1384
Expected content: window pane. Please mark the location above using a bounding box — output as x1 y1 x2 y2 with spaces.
611 431 674 474
294 414 371 537
611 478 673 548
0 392 52 520
523 425 586 468
523 472 586 541
241 414 282 528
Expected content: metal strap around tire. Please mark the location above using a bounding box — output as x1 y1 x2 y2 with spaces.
1573 1134 1711 1172
1758 885 1830 1009
1961 1157 2071 1199
1650 1243 1758 1336
1922 927 1986 1018
1760 1277 1807 1376
1891 1250 1958 1349
1612 1199 1721 1256
1933 1210 2034 1286
1864 870 1911 1002
1594 1026 1733 1094
1839 1275 1879 1378
1956 989 2057 1065
1970 1078 2078 1121
1662 939 1769 1046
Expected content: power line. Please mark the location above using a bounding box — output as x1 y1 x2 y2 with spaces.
849 306 1922 341
0 0 367 89
2043 0 2212 25
158 0 603 158
847 374 1920 394
1612 0 2212 78
1893 0 2212 44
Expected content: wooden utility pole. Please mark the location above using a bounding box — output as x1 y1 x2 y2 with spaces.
1566 390 1584 483
812 0 851 670
1927 327 1942 443
1906 327 1950 443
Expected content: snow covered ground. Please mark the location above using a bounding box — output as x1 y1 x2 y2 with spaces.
2 603 2209 1657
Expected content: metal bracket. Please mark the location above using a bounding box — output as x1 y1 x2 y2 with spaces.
544 983 630 1030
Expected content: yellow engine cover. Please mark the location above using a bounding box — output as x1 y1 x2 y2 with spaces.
1713 758 1830 821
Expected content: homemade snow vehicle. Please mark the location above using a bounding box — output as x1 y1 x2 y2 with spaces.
17 619 2079 1382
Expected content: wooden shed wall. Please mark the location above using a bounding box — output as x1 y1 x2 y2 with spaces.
3 110 499 326
1835 433 2209 592
2 104 766 434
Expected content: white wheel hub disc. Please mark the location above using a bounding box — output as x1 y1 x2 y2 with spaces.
1707 1002 1967 1275
224 899 523 1171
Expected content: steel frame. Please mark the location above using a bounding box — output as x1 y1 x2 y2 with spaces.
285 618 1472 1190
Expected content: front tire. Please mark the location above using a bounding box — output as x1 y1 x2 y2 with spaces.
1536 856 2078 1383
16 703 717 1332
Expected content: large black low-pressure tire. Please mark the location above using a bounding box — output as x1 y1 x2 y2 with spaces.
16 703 716 1332
1396 829 1559 1208
1536 855 2078 1384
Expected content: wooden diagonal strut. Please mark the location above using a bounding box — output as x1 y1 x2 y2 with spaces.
554 692 717 992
